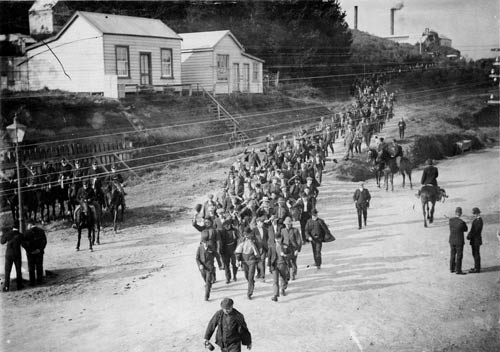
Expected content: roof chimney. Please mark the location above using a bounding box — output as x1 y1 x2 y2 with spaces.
354 6 358 30
390 3 404 36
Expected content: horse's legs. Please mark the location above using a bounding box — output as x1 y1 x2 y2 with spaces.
390 173 394 192
408 171 413 189
113 209 118 232
402 172 406 188
88 227 93 252
422 201 428 227
430 201 435 224
76 228 81 251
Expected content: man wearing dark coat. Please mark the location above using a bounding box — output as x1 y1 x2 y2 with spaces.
421 159 439 186
252 217 268 281
1 226 24 291
353 182 371 229
467 207 483 273
449 207 468 275
204 297 252 351
22 223 47 286
220 219 239 283
268 234 290 302
305 209 331 269
196 238 216 301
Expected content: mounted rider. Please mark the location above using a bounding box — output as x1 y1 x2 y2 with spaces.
390 139 404 168
59 158 73 189
107 164 126 195
73 180 96 225
419 159 443 200
86 160 105 206
71 159 86 192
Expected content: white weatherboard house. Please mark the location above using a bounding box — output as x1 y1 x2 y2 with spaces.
179 30 264 94
24 11 182 97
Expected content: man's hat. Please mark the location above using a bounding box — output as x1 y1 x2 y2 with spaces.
472 207 481 215
92 160 98 165
284 217 292 225
220 297 234 309
455 207 462 214
306 176 313 181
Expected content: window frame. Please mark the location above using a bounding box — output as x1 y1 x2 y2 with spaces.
115 45 130 79
216 54 229 82
252 62 259 82
160 48 174 79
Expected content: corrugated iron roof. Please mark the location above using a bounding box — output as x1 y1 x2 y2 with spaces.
78 11 181 39
179 30 239 51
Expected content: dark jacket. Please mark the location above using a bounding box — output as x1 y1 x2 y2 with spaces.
267 223 283 246
252 226 269 252
267 241 289 269
1 229 22 259
204 308 251 348
353 188 371 209
305 218 329 242
193 222 221 252
281 226 302 252
421 166 438 186
196 244 215 271
22 227 47 255
449 217 468 246
467 217 483 246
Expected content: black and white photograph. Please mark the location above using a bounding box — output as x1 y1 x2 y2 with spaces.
1 0 499 351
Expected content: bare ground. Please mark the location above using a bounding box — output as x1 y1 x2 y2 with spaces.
1 97 500 352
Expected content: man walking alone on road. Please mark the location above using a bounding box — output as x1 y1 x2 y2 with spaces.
353 182 371 230
204 297 252 351
449 207 468 275
305 209 332 269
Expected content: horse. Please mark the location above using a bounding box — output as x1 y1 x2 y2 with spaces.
366 148 383 188
376 148 413 191
74 200 101 251
67 183 79 222
104 181 125 232
23 186 42 223
419 185 448 227
39 182 57 224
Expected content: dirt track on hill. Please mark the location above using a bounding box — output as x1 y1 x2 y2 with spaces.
2 145 500 351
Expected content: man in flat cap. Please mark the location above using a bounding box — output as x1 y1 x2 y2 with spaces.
449 207 468 275
467 207 483 273
204 297 252 351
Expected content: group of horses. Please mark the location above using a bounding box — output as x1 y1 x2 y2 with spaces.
365 145 447 227
7 178 125 251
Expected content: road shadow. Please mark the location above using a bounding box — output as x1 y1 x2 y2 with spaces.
480 266 500 273
101 204 190 230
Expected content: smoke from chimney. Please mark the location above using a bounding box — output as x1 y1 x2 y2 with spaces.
391 2 404 11
390 2 404 35
354 6 358 30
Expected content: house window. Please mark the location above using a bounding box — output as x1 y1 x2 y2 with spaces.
217 54 229 81
161 48 173 78
252 62 259 82
115 46 130 77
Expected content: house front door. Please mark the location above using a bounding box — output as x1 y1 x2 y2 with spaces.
140 53 152 86
242 64 250 92
232 63 240 92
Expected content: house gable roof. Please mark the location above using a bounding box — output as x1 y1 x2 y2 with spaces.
26 11 181 51
178 30 243 51
179 30 264 63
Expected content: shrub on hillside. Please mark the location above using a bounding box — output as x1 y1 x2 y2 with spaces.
411 133 483 165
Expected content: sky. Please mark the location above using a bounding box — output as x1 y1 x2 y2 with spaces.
338 0 500 60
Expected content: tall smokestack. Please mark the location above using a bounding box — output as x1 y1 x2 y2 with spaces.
354 6 358 30
390 8 394 35
390 2 404 36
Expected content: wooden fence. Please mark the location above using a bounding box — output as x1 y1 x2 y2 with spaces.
1 140 138 174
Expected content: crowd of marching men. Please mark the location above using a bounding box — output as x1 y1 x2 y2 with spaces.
192 73 397 302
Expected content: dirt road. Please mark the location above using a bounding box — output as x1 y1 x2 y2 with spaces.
2 140 499 351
